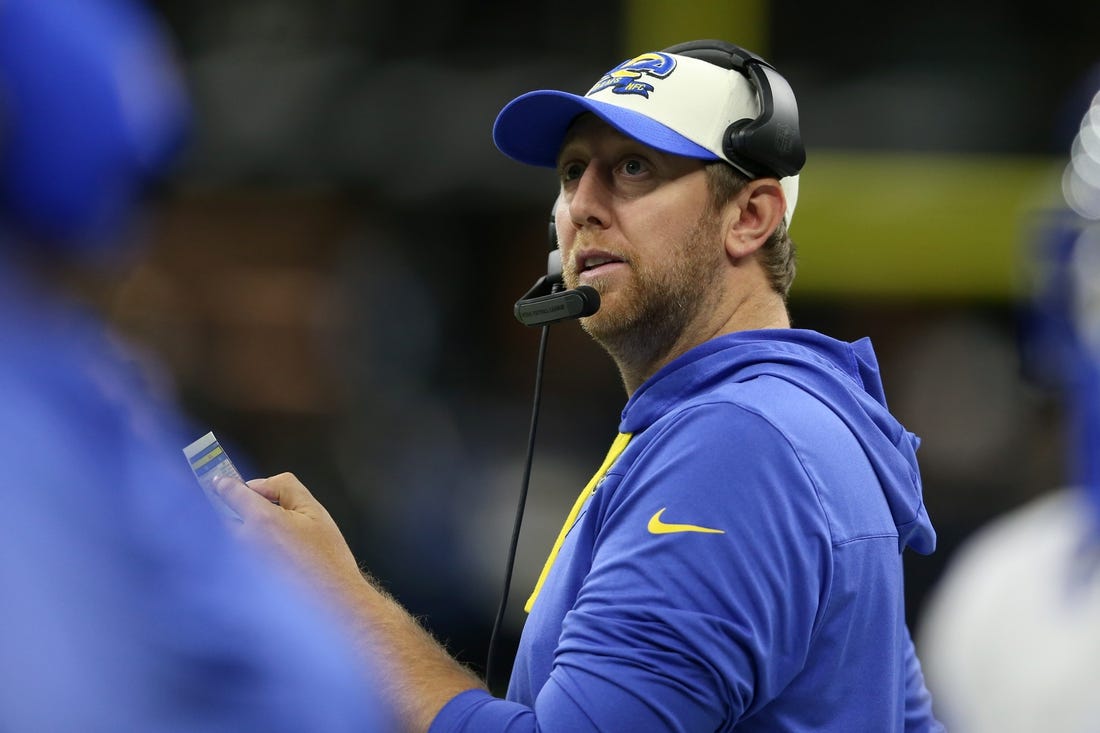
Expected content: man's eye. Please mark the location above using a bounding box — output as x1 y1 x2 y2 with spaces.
621 159 646 176
561 162 585 181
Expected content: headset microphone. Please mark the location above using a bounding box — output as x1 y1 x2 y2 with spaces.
514 216 601 326
513 249 600 326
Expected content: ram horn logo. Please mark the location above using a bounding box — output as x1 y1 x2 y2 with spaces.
587 52 677 98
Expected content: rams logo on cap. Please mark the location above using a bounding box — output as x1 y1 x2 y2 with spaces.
587 52 676 99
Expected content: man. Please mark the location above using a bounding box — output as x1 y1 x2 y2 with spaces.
218 40 943 731
0 0 391 730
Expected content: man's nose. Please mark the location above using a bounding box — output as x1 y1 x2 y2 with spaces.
567 163 612 231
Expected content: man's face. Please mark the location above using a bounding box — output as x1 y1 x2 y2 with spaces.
555 115 725 362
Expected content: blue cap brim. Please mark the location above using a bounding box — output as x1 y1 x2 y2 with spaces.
492 90 718 168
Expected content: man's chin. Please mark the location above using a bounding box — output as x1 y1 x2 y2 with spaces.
579 301 628 341
575 282 636 332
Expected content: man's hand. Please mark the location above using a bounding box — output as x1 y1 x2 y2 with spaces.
213 472 486 733
213 473 366 609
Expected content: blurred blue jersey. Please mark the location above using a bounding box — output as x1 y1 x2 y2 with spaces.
0 0 392 728
0 255 392 732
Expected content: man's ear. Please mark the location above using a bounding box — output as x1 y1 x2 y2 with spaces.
723 179 786 259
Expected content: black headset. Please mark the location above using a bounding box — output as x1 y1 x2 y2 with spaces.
661 39 805 180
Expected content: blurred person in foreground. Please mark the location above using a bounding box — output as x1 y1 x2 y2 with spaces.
917 74 1100 732
216 40 943 731
0 0 391 730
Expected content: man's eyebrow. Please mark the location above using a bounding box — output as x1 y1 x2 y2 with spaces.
555 140 586 167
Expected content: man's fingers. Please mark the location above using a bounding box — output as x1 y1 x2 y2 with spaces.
245 477 278 503
217 472 321 515
252 472 320 513
213 475 275 520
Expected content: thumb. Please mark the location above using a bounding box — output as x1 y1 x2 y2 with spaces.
213 474 276 521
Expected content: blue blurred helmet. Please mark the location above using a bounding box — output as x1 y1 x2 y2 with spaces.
0 0 190 254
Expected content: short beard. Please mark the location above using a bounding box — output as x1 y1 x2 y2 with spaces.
579 210 725 378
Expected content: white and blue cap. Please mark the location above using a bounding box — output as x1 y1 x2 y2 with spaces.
493 51 800 226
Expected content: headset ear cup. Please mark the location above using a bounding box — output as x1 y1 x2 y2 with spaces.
722 119 755 173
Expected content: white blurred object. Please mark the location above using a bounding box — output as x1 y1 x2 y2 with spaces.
1062 91 1100 219
917 489 1100 732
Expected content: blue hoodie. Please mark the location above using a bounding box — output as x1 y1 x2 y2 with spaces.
432 329 942 732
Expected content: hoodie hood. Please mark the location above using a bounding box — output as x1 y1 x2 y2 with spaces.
621 329 936 555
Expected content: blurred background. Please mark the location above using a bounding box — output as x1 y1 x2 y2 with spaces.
66 0 1100 691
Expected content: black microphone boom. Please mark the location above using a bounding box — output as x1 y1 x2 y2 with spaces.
514 283 600 326
514 245 600 327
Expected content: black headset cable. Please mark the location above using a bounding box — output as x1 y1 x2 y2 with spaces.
484 318 552 691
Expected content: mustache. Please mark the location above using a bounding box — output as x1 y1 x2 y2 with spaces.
565 235 628 264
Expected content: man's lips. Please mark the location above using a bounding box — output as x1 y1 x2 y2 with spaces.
574 251 627 280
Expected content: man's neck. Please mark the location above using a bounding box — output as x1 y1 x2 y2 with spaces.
610 293 791 396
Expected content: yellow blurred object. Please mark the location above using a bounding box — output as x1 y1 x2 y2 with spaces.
624 0 768 58
793 151 1062 300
